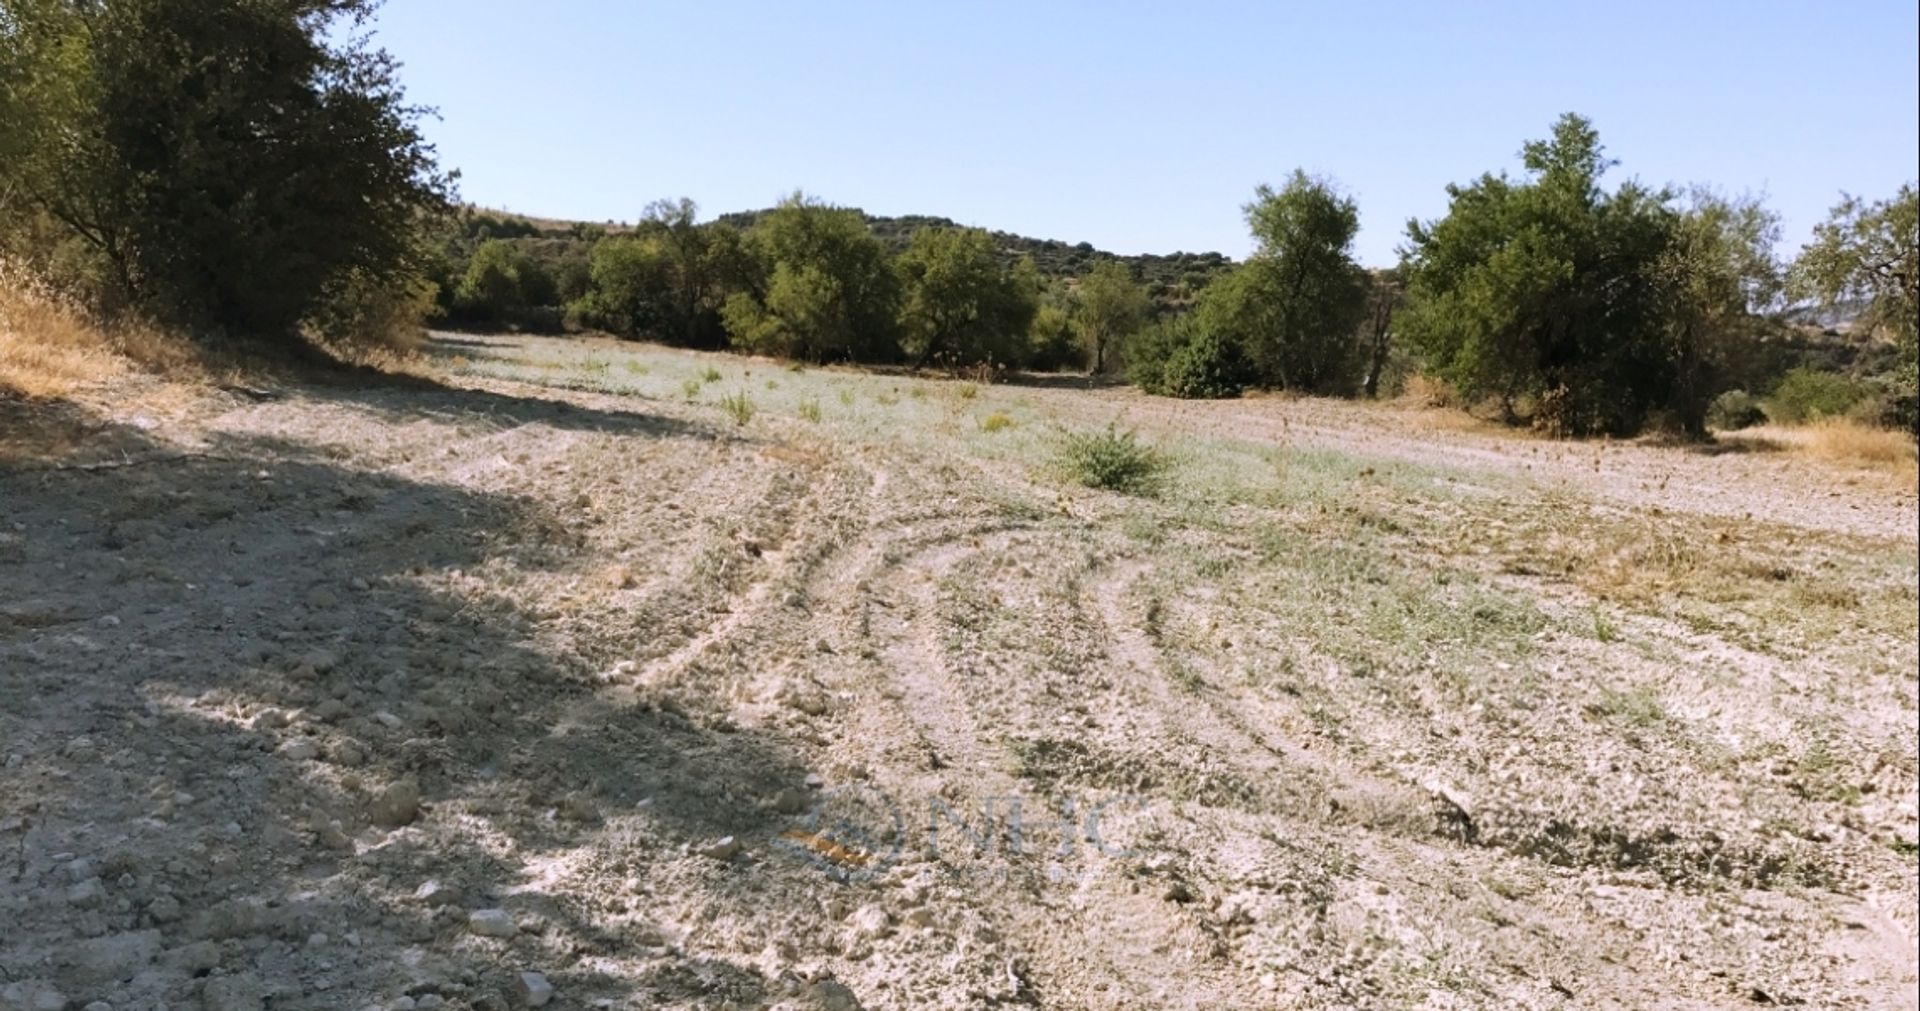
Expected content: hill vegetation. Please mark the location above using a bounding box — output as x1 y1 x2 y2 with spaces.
1 0 1913 440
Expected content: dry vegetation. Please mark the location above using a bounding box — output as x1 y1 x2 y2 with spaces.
0 330 1914 1011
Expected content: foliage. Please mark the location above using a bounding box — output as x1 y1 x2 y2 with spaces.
452 240 558 328
720 194 900 362
1217 172 1370 392
1058 424 1169 494
1767 367 1874 424
574 235 676 337
1790 184 1918 428
1026 302 1083 371
1398 114 1687 435
896 227 1039 367
1126 315 1251 399
1659 189 1787 435
1074 260 1150 373
718 390 756 425
0 0 451 342
305 266 439 352
1705 390 1767 431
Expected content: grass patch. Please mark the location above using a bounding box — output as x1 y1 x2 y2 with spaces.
797 397 822 423
1057 424 1169 495
718 390 756 426
979 412 1015 433
701 366 723 384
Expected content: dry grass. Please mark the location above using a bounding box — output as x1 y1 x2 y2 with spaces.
0 261 199 399
1400 372 1457 409
1727 418 1918 479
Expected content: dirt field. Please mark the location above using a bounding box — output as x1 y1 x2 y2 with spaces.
2 331 1915 1010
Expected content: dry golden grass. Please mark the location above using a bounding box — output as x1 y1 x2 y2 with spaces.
0 261 202 399
1400 372 1457 409
1726 418 1918 480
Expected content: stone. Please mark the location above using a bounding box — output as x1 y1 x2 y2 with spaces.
330 740 367 767
307 588 340 609
698 836 742 862
412 880 455 906
0 980 69 1011
468 909 517 938
248 709 287 731
201 973 265 1011
514 972 554 1008
807 979 863 1011
848 905 891 939
162 941 222 975
773 788 811 814
62 929 161 985
146 893 183 923
277 739 320 762
370 779 422 828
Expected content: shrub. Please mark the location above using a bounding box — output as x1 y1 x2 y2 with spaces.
1705 390 1767 431
718 390 756 425
1128 317 1251 399
1768 368 1872 424
1402 373 1457 409
1058 425 1168 494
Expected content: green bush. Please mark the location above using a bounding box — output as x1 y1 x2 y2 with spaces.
1768 368 1873 424
1127 317 1251 399
1705 390 1767 431
1058 425 1168 495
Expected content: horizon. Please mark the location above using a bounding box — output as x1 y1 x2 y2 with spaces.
367 2 1918 267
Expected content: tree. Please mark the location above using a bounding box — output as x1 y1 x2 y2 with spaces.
1210 173 1371 393
639 198 724 346
1790 184 1918 427
0 0 451 341
1074 260 1149 373
1398 114 1678 435
577 234 676 338
719 194 900 362
1359 269 1404 398
896 227 1038 367
1660 190 1785 435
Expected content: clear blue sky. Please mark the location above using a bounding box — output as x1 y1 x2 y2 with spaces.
362 1 1919 266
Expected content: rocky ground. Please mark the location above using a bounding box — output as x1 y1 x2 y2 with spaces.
1 332 1914 1010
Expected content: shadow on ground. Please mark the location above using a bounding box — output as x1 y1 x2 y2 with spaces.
0 386 828 1009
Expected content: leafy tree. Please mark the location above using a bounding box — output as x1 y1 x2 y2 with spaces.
1207 173 1371 392
1074 260 1149 373
719 194 900 362
450 240 556 326
0 0 450 341
896 227 1038 367
1790 184 1918 427
637 198 732 346
1660 190 1785 435
1398 114 1678 435
1027 302 1082 371
576 234 676 337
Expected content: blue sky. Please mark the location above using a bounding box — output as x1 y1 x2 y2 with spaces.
362 1 1919 266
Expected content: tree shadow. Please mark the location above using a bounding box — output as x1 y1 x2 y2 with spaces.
0 408 842 1010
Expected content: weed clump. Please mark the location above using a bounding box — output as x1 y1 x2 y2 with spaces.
1059 424 1168 494
719 390 756 425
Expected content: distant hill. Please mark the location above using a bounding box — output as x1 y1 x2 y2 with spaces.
470 205 1237 302
712 208 1236 299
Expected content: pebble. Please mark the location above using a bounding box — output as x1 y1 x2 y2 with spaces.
413 880 455 906
278 739 321 762
773 788 811 814
307 587 340 609
202 973 265 1011
468 908 518 938
698 836 743 862
515 972 554 1008
374 711 404 729
0 981 69 1011
849 905 892 939
370 779 422 827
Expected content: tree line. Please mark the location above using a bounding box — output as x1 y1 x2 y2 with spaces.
2 1 1912 437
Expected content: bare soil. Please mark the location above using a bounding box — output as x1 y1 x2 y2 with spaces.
2 332 1914 1010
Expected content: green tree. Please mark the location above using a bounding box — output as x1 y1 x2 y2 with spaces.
1074 260 1149 373
719 194 900 362
1660 190 1785 435
0 0 450 341
1398 114 1678 435
577 234 676 338
1790 184 1918 426
1208 172 1370 392
896 227 1038 367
